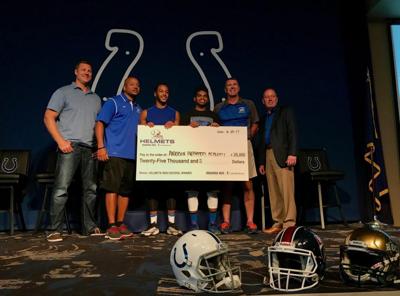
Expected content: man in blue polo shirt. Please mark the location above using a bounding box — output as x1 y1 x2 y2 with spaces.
214 77 259 234
44 60 102 242
95 76 142 241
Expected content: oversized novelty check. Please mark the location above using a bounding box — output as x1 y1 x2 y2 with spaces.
136 125 248 181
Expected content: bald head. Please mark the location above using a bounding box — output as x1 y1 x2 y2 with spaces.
123 76 140 100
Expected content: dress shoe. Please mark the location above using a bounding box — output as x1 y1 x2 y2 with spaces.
263 226 282 235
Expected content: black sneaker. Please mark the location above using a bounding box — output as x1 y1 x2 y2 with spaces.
118 224 133 238
208 223 221 235
244 222 258 234
219 222 232 234
189 223 200 231
105 226 122 241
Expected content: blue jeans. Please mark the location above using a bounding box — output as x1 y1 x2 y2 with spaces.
49 143 98 235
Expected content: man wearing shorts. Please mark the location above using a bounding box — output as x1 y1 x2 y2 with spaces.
214 78 259 234
96 76 142 240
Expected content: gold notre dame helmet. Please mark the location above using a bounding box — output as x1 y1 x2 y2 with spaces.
339 224 400 285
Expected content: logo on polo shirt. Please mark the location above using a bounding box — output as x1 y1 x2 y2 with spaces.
238 107 246 114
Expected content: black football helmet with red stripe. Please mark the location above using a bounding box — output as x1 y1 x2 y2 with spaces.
267 226 326 292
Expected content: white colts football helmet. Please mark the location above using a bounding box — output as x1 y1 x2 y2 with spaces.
170 230 241 293
267 226 326 292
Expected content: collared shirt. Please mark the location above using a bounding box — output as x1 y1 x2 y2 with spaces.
264 109 276 145
214 97 259 139
96 93 142 160
47 82 101 146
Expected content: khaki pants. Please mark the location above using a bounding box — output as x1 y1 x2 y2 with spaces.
265 149 296 228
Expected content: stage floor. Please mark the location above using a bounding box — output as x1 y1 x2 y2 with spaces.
0 223 399 295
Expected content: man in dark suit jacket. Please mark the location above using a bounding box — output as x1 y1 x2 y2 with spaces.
257 88 297 234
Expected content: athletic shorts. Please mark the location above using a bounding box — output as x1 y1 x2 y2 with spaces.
99 157 136 196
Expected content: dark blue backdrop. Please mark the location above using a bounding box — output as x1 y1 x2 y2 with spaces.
0 0 369 228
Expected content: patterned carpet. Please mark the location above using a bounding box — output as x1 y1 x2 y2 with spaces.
1 223 400 295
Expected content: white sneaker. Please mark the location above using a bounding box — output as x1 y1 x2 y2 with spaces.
167 224 183 236
47 232 63 242
141 224 160 237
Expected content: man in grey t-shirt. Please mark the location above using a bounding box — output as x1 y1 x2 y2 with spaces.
44 60 102 242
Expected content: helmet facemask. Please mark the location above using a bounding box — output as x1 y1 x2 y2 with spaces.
340 245 400 286
268 244 320 292
196 246 242 293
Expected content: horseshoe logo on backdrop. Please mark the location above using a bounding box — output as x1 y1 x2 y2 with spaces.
173 243 189 268
93 29 231 109
92 29 144 95
1 157 18 173
307 156 321 171
186 31 232 110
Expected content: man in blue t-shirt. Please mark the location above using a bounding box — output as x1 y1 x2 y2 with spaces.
95 76 142 240
214 78 259 234
139 83 182 237
44 60 102 242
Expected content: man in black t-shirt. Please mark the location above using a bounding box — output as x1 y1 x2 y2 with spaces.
181 86 220 234
181 87 219 127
